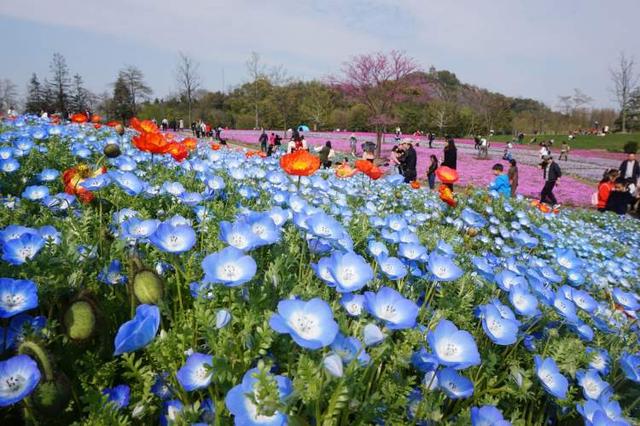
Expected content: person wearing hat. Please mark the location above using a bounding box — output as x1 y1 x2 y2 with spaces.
540 155 561 207
400 140 417 183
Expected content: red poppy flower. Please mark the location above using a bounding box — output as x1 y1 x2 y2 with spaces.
355 160 374 174
133 132 169 154
90 114 102 123
211 143 221 151
410 180 421 189
165 143 189 162
106 120 121 127
183 138 197 150
70 113 88 123
94 124 102 129
365 166 383 180
435 166 459 184
280 150 320 176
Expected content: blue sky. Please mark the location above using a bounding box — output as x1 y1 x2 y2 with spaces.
1 0 639 108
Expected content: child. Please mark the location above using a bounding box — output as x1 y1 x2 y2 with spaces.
489 163 511 197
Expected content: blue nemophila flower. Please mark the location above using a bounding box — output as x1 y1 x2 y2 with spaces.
121 218 160 240
364 286 418 330
427 252 463 281
2 232 45 265
340 293 365 316
103 384 130 409
471 405 511 426
494 269 527 292
576 369 610 400
325 251 373 293
508 284 540 317
0 278 38 318
98 260 127 285
571 289 598 314
331 333 370 365
0 158 19 173
553 292 578 322
113 304 160 355
437 368 474 399
21 185 49 201
216 309 231 329
219 220 261 251
269 298 339 350
461 208 487 228
619 352 640 382
398 243 428 261
151 373 174 400
587 347 610 375
176 352 213 391
427 319 481 369
201 246 257 287
612 288 640 311
149 222 196 254
480 304 519 345
363 323 386 346
225 367 293 425
377 254 407 280
5 314 46 350
112 171 145 195
243 213 281 246
305 211 346 240
367 240 389 258
411 348 439 373
555 247 582 270
0 354 41 407
577 396 629 426
38 225 60 245
323 353 344 377
80 174 111 191
534 356 568 399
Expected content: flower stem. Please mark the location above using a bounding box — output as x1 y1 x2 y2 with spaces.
19 341 54 381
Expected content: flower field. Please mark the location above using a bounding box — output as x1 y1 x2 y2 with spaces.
1 116 640 425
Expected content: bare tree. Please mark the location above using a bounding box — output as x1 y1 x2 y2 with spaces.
118 65 152 115
556 95 573 115
572 88 593 110
246 52 267 129
0 78 18 112
610 52 639 133
175 52 201 125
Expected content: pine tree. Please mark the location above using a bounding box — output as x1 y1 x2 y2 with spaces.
70 74 91 113
110 75 134 122
25 73 45 114
47 53 71 115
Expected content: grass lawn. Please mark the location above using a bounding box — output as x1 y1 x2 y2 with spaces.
490 133 640 151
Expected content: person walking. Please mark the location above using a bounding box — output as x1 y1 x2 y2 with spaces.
400 140 417 183
428 132 435 148
259 129 268 153
559 141 570 161
507 159 518 197
442 138 457 169
349 133 357 156
179 119 184 131
540 155 561 207
427 154 438 189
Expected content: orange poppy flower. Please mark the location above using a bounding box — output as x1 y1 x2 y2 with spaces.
165 143 189 162
280 150 321 176
336 164 358 178
94 124 102 129
365 166 383 180
355 160 374 174
70 113 88 123
129 117 142 132
211 143 221 151
140 119 158 133
133 132 169 154
438 184 456 207
435 166 459 184
538 203 551 213
90 114 102 123
62 164 107 203
106 120 121 127
410 180 421 189
183 138 197 150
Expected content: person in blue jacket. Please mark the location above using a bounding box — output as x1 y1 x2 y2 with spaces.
489 163 511 197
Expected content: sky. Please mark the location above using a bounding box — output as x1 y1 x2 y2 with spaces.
1 0 639 109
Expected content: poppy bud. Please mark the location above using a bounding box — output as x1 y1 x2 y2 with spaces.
115 123 125 136
133 270 164 304
64 300 96 340
103 143 121 158
467 228 479 237
32 373 71 415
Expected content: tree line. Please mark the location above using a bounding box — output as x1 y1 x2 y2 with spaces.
9 51 640 137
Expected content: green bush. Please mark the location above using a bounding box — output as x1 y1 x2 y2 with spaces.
623 140 638 153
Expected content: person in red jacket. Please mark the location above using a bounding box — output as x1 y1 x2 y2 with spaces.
597 169 618 212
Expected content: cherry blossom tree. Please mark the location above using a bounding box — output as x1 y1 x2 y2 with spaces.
331 51 419 157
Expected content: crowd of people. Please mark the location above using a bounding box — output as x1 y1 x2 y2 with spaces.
596 153 640 215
